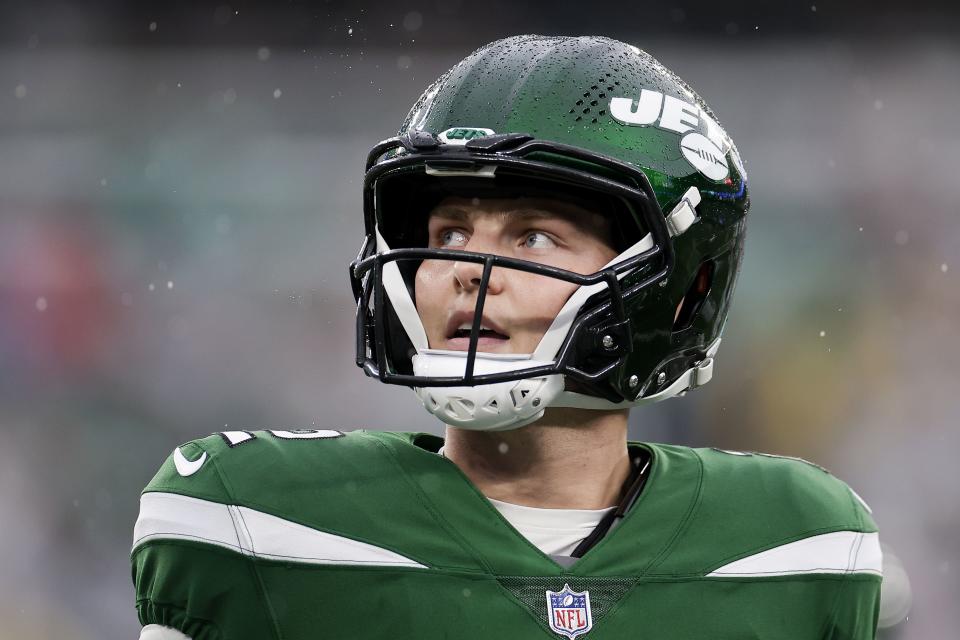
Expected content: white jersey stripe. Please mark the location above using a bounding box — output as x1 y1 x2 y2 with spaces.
133 492 428 569
707 530 882 577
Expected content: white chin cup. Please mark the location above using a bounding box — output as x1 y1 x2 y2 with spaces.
411 349 565 431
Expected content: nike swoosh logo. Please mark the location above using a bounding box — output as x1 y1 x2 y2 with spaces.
173 447 207 477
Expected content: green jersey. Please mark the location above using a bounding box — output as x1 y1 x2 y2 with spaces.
131 429 881 639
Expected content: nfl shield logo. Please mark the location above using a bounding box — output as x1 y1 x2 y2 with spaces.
546 583 593 639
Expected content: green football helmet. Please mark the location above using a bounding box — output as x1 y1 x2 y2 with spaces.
350 35 749 430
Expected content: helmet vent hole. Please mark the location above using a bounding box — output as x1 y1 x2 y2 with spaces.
482 398 500 415
445 398 475 419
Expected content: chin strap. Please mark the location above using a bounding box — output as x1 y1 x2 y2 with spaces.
665 186 701 237
551 337 722 410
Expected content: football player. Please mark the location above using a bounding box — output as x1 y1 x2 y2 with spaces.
132 35 882 639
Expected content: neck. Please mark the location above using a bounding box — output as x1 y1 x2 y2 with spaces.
442 407 632 510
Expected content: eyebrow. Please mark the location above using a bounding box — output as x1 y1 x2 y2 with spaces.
428 207 578 223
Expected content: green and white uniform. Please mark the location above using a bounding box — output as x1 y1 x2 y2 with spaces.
132 430 881 639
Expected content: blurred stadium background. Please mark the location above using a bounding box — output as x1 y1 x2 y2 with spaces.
1 0 956 637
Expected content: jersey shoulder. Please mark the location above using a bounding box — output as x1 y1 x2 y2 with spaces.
137 428 436 519
141 429 362 501
643 442 880 577
693 445 877 533
132 429 435 638
143 429 442 492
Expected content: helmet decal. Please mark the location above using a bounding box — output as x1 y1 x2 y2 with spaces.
680 132 729 181
610 89 735 181
438 127 496 145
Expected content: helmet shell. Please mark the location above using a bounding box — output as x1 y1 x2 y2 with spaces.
360 35 749 409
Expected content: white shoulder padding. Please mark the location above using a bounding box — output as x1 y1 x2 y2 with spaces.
140 625 192 640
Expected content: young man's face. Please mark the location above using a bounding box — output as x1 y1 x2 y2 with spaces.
414 196 619 354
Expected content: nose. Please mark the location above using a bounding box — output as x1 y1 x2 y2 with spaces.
452 259 504 295
452 236 505 295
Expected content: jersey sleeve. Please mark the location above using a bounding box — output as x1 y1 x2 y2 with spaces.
828 479 883 640
826 571 882 639
131 435 278 640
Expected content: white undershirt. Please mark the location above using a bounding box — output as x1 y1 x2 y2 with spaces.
485 496 616 556
437 446 616 556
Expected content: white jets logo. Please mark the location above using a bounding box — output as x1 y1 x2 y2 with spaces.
609 89 733 182
173 447 207 477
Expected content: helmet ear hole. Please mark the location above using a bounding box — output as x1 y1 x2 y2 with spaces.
673 261 714 332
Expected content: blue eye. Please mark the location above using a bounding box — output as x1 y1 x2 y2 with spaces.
524 232 555 249
440 229 467 247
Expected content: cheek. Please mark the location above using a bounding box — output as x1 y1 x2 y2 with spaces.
414 261 447 328
520 247 611 323
537 280 579 317
509 274 579 335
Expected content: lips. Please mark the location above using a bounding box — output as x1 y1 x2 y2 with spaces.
444 311 510 351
